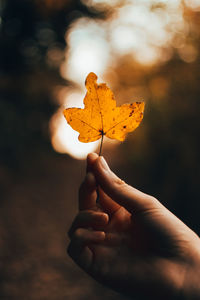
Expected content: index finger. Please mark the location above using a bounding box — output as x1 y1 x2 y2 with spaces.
79 172 97 210
90 154 162 214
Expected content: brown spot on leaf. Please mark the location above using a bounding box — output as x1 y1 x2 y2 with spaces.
129 110 134 117
63 73 145 143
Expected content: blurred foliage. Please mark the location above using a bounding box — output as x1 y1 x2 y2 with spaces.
0 0 102 169
112 54 200 232
107 7 200 233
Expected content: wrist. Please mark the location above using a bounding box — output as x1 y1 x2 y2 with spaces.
181 265 200 300
180 243 200 300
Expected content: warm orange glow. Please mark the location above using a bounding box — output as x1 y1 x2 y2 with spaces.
178 44 198 63
35 0 71 11
50 0 198 159
185 0 200 10
149 77 170 100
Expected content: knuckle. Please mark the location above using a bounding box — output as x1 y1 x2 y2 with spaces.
114 176 126 186
113 179 128 195
97 212 109 224
74 228 84 239
149 195 157 202
146 195 159 206
143 195 162 212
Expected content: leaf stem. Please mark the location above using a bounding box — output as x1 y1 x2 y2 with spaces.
96 133 104 206
99 133 104 156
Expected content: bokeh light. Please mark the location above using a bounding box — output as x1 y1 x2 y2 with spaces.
185 0 200 10
60 18 110 86
50 0 199 159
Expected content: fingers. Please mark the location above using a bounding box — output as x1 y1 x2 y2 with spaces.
79 172 97 210
86 153 120 215
68 208 108 270
79 153 119 213
69 228 105 245
67 243 92 270
86 151 98 172
88 153 162 214
68 210 109 238
67 228 105 270
98 188 121 215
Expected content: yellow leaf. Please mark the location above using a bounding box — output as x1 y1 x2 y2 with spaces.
63 72 145 143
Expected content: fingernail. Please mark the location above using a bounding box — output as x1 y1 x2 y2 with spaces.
96 231 106 241
102 213 109 224
99 156 109 171
87 153 98 163
87 153 98 172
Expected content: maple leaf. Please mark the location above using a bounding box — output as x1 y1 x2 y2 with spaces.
63 72 145 144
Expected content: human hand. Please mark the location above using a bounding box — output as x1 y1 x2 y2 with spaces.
68 153 200 299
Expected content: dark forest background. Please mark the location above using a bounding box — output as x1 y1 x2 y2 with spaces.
0 0 200 299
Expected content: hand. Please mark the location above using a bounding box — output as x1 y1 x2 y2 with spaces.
68 153 200 299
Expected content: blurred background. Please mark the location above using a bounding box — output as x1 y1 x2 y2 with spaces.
0 0 200 299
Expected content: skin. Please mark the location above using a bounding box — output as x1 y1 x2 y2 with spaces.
68 153 200 299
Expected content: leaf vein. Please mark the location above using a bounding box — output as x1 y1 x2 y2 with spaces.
95 87 103 132
74 117 99 132
105 116 130 134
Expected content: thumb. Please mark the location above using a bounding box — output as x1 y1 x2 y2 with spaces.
88 153 162 214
